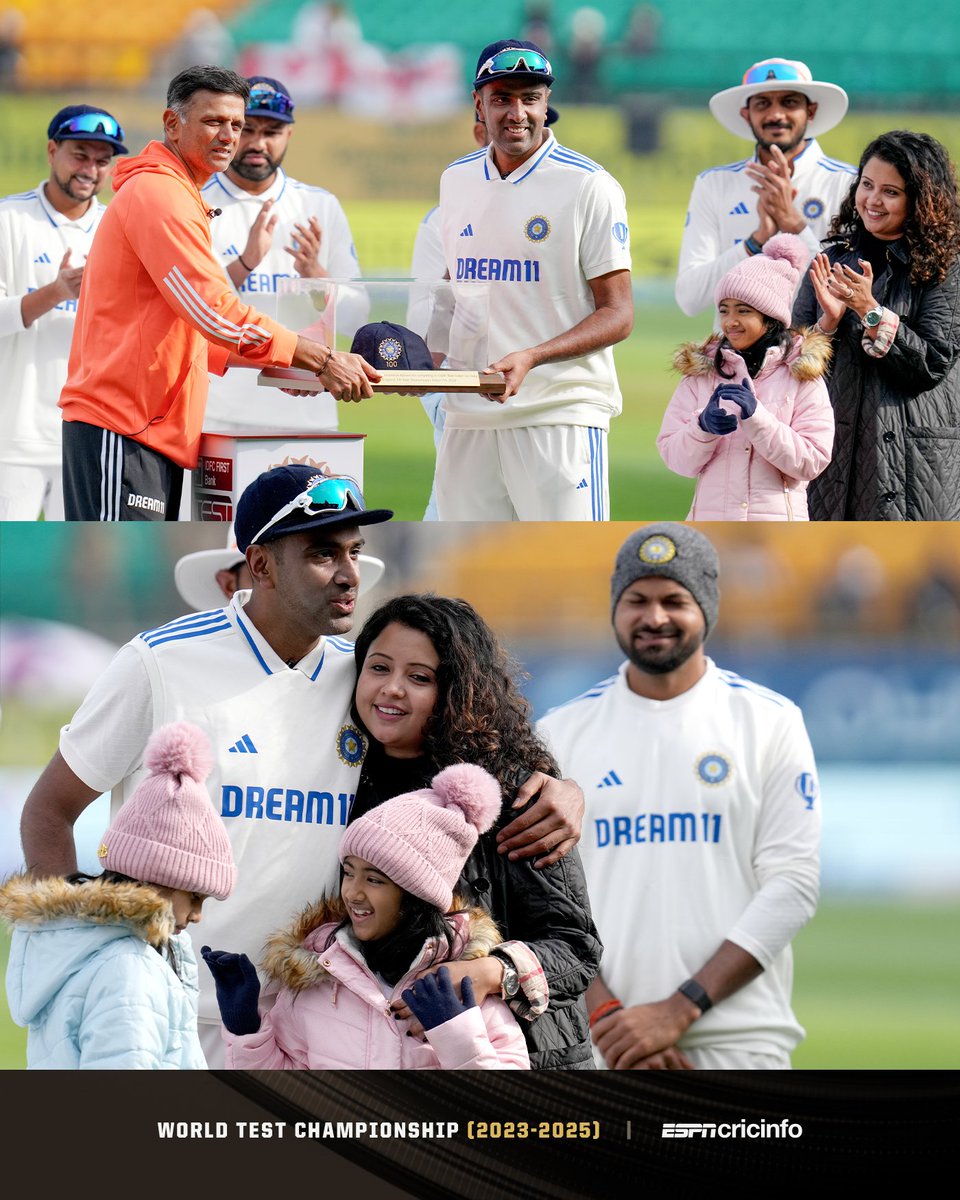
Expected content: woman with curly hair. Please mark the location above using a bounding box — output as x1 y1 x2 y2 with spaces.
792 129 960 519
348 592 601 1069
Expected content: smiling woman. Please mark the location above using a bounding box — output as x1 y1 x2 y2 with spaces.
793 129 960 520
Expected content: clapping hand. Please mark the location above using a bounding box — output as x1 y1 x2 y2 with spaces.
698 391 739 435
200 946 262 1035
401 966 477 1031
714 381 757 419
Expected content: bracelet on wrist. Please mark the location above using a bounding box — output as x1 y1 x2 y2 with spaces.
237 253 253 272
588 998 623 1028
677 978 714 1015
316 346 333 374
743 235 763 257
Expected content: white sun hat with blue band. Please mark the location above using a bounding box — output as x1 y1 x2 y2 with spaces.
709 58 848 141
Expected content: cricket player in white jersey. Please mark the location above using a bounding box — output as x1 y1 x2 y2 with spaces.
201 76 368 434
538 523 821 1069
19 467 586 1065
435 39 633 521
0 105 127 520
676 58 855 320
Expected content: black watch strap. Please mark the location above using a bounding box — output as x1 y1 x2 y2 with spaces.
678 978 713 1014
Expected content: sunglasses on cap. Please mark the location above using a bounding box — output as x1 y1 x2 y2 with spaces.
249 475 365 546
476 48 552 80
247 86 295 117
741 61 808 86
54 112 125 141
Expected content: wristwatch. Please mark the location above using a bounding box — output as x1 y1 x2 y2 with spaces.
492 952 520 999
677 978 714 1014
862 306 884 328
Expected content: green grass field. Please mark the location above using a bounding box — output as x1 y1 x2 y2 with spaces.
2 899 957 1068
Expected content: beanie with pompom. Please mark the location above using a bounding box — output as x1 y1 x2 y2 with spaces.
98 722 236 900
714 232 809 327
339 764 502 912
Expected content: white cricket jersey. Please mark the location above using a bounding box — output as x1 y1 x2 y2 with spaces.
200 168 368 433
438 132 632 431
407 204 443 338
676 138 856 317
0 182 105 466
59 591 363 1024
538 658 821 1056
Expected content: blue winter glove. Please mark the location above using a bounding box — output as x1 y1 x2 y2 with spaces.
401 966 477 1031
715 381 757 419
201 946 262 1035
698 393 739 435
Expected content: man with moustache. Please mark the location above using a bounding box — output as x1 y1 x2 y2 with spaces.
538 523 822 1069
676 58 855 319
0 104 126 519
201 77 368 435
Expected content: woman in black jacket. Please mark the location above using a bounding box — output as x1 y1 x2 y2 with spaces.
349 592 601 1069
793 130 960 519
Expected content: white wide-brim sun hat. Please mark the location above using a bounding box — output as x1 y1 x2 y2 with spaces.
709 58 848 141
174 548 386 612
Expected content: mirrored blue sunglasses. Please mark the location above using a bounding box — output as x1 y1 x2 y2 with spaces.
742 62 807 87
54 112 124 141
251 476 364 545
247 87 295 117
477 49 552 80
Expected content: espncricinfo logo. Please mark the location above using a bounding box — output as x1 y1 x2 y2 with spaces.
662 1120 803 1139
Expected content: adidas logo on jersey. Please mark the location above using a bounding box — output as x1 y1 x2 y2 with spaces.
228 734 258 754
729 201 750 216
223 243 241 257
598 771 622 788
576 478 589 490
34 252 52 265
459 224 474 237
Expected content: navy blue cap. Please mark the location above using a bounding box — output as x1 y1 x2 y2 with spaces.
473 39 555 89
546 105 559 125
47 105 128 155
245 76 295 123
350 322 435 371
235 465 392 552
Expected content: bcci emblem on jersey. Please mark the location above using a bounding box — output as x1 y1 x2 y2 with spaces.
802 197 825 220
524 215 551 243
337 724 366 766
697 753 731 785
638 534 677 565
612 221 629 246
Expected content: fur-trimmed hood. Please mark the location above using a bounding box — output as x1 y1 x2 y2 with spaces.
0 874 174 946
260 894 502 994
673 328 832 382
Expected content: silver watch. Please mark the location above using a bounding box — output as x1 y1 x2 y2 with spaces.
497 958 520 999
862 305 884 328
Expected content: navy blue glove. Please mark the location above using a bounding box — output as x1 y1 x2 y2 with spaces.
401 966 477 1031
715 381 757 419
201 946 262 1035
698 393 739 435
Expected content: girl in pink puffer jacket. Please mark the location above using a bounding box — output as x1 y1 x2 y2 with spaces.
201 764 529 1070
658 234 835 521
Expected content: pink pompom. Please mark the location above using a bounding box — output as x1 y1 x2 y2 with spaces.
762 233 808 274
144 722 214 784
430 763 502 835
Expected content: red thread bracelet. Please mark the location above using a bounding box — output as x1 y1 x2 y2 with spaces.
589 998 623 1028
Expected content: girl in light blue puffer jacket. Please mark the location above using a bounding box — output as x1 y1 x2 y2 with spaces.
0 723 235 1069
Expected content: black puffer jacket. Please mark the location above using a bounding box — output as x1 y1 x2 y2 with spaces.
793 233 960 519
351 745 601 1069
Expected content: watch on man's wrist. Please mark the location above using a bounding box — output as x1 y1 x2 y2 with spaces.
677 978 714 1014
862 305 884 328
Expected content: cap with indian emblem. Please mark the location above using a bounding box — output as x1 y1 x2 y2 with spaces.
610 522 720 636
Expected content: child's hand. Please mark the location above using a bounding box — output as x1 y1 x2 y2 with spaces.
698 393 739 435
715 381 757 419
401 966 477 1031
201 946 262 1036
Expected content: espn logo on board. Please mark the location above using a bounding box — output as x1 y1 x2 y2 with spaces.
662 1121 803 1139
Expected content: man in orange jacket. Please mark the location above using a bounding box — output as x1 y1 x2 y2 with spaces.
59 65 380 521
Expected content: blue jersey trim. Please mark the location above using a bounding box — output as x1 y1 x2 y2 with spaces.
543 673 618 717
699 159 750 178
234 611 273 676
716 669 787 707
140 619 232 649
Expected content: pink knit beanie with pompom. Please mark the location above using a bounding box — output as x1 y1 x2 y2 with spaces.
98 722 236 900
339 764 502 911
715 232 808 326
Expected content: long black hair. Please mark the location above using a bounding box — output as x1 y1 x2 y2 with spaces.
826 129 960 285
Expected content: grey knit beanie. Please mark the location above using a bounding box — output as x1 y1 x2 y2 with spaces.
610 523 720 637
